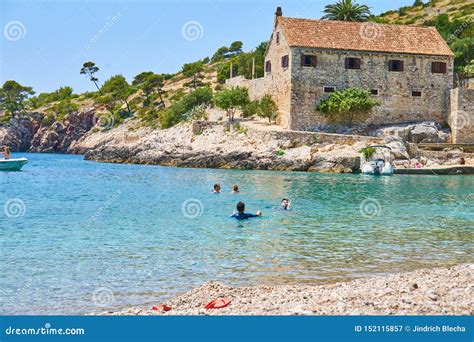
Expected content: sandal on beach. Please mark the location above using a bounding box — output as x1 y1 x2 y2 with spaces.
151 304 172 312
205 298 231 309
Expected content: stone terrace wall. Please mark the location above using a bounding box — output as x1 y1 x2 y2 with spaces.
449 88 474 143
226 76 271 100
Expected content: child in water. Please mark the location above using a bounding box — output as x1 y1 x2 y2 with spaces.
280 198 291 210
231 201 261 220
212 183 221 193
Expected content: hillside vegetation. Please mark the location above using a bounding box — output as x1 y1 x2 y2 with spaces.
375 0 473 25
1 0 472 134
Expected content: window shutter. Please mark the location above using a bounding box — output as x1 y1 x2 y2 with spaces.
388 60 393 71
311 56 317 67
301 54 305 67
355 58 361 69
345 58 350 69
399 61 404 72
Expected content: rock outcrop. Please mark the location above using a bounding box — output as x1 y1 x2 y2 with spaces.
29 109 96 153
0 113 42 151
372 121 449 143
0 109 96 153
79 122 376 172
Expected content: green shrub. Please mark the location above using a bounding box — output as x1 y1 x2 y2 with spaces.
241 100 259 117
358 147 376 160
317 88 380 126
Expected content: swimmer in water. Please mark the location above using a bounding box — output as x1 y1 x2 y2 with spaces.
231 201 261 220
280 198 291 210
231 185 239 194
212 183 221 193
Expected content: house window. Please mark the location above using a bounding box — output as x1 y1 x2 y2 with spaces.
324 87 335 93
431 62 447 74
265 60 272 73
371 89 378 95
301 54 317 67
281 55 289 68
388 59 404 72
276 32 280 45
412 90 422 97
345 57 361 69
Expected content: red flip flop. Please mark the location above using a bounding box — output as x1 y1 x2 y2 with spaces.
151 304 172 312
205 298 231 309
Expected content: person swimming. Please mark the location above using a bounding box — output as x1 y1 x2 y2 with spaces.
231 201 261 220
280 198 291 210
231 185 239 194
212 183 221 193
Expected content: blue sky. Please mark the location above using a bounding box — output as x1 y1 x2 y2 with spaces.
1 0 413 94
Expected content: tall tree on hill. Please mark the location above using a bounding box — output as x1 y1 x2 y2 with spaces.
0 80 35 118
101 75 132 112
182 61 205 90
143 74 166 107
80 61 102 94
322 0 371 22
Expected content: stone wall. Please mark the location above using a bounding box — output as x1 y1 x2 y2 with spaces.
289 48 453 130
449 88 474 143
226 21 293 127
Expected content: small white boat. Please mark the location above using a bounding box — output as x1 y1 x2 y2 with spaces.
0 158 28 171
360 146 394 176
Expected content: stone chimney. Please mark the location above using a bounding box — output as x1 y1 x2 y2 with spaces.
274 6 282 26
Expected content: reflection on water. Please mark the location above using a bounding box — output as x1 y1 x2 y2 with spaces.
0 153 473 314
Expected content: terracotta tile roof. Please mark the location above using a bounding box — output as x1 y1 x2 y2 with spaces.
278 17 453 57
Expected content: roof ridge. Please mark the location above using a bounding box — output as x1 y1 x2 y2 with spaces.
276 16 453 57
280 16 437 30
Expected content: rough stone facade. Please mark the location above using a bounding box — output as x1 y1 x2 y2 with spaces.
449 87 474 143
227 11 457 132
288 48 453 130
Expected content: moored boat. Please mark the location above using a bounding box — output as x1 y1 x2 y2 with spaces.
0 158 28 171
360 146 394 176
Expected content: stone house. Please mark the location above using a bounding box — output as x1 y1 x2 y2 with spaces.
227 7 456 131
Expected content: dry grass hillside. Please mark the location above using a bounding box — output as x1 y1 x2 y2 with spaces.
377 0 473 25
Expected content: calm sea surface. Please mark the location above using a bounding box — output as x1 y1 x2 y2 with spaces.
1 153 473 314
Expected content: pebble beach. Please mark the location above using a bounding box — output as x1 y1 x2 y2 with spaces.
106 264 474 316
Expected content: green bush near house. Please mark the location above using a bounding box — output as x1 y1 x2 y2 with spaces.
159 86 213 129
256 94 278 123
213 86 249 122
358 147 376 160
317 88 380 126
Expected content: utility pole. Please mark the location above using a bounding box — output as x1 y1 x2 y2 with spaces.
252 57 255 79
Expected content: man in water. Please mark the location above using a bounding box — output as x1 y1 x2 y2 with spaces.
280 198 291 210
1 146 11 160
212 183 221 193
231 185 239 194
231 201 261 220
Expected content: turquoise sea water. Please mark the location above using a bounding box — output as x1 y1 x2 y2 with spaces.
0 153 473 314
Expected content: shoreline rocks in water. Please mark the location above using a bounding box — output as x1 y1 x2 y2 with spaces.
102 264 474 316
80 121 379 172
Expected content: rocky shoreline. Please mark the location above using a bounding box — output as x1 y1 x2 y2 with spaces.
1 109 472 172
102 264 473 316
